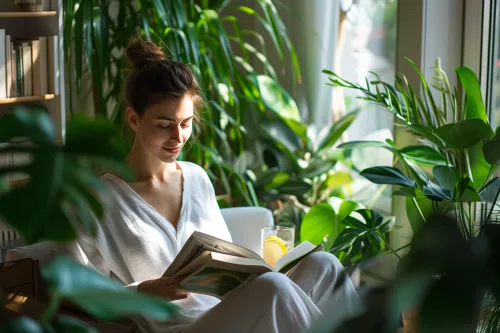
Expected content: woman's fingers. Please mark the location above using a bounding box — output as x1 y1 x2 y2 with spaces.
169 290 190 300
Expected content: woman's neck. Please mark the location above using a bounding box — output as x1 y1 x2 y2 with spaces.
126 141 177 182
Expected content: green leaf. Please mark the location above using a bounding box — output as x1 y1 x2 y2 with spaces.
408 124 443 147
316 110 359 154
456 66 488 122
0 107 55 144
256 75 300 121
152 0 169 25
483 132 500 165
325 172 354 188
401 145 448 166
380 216 396 232
467 140 492 191
42 257 178 321
301 157 337 179
422 181 452 201
360 166 416 187
330 229 359 253
73 5 83 94
433 166 458 196
393 187 416 197
434 119 490 149
51 315 97 333
406 189 433 233
261 119 301 154
263 172 290 191
457 177 482 202
337 200 360 225
82 0 93 73
479 177 500 203
300 203 339 246
337 140 396 152
356 208 384 228
0 317 43 333
277 179 313 197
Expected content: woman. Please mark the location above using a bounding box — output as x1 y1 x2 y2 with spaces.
77 38 360 333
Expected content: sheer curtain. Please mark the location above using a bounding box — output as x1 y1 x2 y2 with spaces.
280 0 395 141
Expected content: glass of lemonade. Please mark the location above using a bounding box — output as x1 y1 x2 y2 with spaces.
261 226 295 266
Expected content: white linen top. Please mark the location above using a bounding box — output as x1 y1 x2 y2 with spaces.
77 161 233 332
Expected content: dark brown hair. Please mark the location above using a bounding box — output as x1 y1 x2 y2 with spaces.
125 38 202 131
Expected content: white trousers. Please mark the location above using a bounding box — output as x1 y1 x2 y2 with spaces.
183 251 360 333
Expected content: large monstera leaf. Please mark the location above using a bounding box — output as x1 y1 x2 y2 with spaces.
0 108 131 243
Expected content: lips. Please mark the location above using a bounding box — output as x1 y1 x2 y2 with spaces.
162 145 182 153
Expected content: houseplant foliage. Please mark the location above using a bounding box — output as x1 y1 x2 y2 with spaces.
325 58 500 238
62 0 304 207
0 107 178 331
324 59 500 332
309 213 500 333
63 0 376 247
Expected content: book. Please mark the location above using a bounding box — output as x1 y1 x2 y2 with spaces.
163 231 323 299
5 35 11 98
47 36 59 94
22 42 32 97
11 46 17 98
41 0 51 11
14 45 22 97
31 38 48 96
38 37 48 95
0 29 6 98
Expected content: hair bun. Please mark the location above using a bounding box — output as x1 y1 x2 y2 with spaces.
126 38 167 69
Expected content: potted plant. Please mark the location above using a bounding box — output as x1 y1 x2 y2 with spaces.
323 58 500 332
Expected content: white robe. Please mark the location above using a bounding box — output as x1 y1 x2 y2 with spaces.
77 161 359 333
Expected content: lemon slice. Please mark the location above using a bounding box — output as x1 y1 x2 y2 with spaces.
263 236 288 266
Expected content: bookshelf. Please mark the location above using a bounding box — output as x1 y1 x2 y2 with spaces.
0 0 66 186
0 94 56 105
0 12 57 18
0 0 66 140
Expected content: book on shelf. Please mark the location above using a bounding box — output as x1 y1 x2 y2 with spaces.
42 0 51 11
21 42 32 97
163 231 323 299
47 36 59 94
2 35 56 99
0 30 6 98
5 35 11 98
11 47 17 98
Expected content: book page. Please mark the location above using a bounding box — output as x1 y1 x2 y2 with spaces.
194 232 262 260
173 251 212 277
275 242 324 273
163 238 202 277
164 231 264 277
180 254 273 299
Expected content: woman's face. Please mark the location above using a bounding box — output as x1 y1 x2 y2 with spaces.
127 95 194 163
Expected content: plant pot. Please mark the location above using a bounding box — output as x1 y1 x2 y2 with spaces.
402 307 419 333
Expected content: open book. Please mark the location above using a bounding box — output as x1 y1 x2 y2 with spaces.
163 231 323 299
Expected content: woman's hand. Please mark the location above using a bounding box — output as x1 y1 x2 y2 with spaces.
137 277 190 300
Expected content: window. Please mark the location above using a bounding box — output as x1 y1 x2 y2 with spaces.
340 0 398 140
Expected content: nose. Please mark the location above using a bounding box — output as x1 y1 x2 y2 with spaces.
171 124 183 143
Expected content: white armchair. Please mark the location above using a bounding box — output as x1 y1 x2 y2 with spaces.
5 206 274 265
221 206 274 256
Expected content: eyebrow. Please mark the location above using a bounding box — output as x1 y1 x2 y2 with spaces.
156 116 194 122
